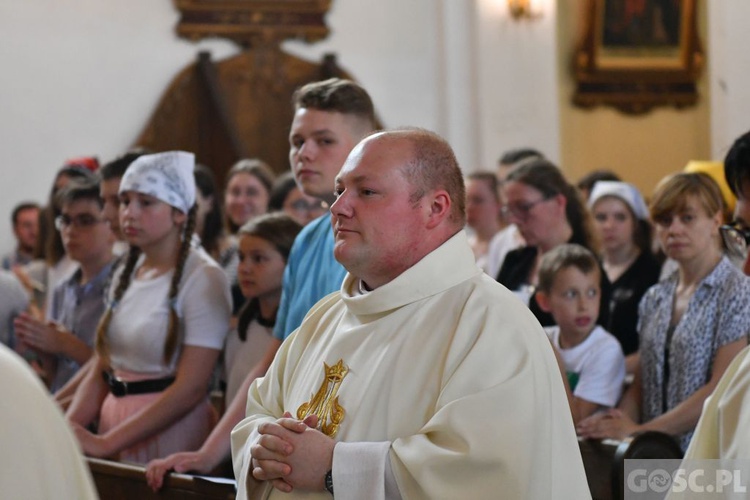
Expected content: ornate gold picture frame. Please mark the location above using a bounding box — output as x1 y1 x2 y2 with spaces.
573 0 703 114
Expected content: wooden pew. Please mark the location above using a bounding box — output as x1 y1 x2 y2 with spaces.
87 458 236 500
579 431 683 500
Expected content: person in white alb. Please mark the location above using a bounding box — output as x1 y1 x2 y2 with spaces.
231 128 591 499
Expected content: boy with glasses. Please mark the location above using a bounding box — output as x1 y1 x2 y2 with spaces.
14 179 115 391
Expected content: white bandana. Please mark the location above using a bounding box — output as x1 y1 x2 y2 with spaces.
119 151 196 213
588 180 649 221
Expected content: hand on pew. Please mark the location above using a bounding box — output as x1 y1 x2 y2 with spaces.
576 408 640 441
146 451 217 491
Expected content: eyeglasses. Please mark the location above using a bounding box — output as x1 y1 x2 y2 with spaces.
501 197 550 220
720 224 750 260
289 199 328 213
54 214 106 231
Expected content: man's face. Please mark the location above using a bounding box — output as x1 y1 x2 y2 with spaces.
14 207 39 252
59 199 114 265
330 136 428 289
100 177 122 239
288 108 361 202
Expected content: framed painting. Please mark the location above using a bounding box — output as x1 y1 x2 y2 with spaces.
572 0 703 114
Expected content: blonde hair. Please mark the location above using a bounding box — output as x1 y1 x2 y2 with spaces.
95 205 197 365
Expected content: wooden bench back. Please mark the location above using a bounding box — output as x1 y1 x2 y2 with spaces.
87 457 236 500
579 431 683 500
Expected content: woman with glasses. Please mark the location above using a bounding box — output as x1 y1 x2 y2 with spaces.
577 172 750 451
588 181 661 373
496 159 606 327
268 172 327 227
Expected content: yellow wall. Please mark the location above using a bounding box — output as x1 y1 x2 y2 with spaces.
557 0 711 198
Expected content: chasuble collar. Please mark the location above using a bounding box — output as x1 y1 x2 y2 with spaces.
340 230 481 316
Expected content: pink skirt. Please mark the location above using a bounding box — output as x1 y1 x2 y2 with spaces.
99 369 217 464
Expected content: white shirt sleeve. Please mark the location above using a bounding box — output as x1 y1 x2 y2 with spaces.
332 441 402 500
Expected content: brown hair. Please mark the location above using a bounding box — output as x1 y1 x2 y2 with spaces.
292 78 377 133
224 158 275 233
537 243 600 293
95 205 198 365
506 159 598 252
235 213 303 339
650 172 724 224
466 171 500 204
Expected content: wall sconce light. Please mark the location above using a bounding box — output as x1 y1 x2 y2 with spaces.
507 0 542 20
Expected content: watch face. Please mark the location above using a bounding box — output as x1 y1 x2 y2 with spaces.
325 469 334 494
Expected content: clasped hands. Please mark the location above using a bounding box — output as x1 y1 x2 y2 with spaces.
250 412 336 494
14 311 68 354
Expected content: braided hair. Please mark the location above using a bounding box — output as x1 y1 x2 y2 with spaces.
163 205 197 362
95 246 141 365
95 205 198 365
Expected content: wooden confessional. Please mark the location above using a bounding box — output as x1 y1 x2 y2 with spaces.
135 0 353 186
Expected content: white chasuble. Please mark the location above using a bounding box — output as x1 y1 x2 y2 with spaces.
232 231 591 499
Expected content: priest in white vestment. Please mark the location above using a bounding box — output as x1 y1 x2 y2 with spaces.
0 343 98 499
231 129 591 499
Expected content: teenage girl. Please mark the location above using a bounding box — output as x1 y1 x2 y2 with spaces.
66 151 232 463
146 212 302 489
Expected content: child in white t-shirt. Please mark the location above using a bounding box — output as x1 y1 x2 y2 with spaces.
536 243 625 423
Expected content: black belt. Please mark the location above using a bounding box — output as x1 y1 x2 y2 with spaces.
102 371 175 398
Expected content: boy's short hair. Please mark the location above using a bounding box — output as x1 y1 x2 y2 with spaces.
99 150 149 181
724 130 750 197
292 78 376 131
537 244 599 293
56 179 103 209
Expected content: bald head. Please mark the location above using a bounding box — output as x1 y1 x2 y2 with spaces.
331 128 465 288
370 129 466 228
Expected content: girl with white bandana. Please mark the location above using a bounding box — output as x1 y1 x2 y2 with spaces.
66 151 232 463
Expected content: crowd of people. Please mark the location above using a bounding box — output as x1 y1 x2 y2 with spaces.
2 76 750 499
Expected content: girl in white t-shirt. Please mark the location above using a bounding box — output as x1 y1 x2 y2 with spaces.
145 212 302 489
66 151 231 464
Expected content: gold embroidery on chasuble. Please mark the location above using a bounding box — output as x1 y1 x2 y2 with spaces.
297 359 349 438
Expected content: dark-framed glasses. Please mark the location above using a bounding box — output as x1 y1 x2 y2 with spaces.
289 199 328 213
720 224 750 260
54 214 105 231
501 197 550 220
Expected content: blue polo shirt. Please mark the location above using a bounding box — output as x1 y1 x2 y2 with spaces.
273 213 347 341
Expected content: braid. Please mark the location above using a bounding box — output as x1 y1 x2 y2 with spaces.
236 298 259 342
95 246 141 365
163 205 197 363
